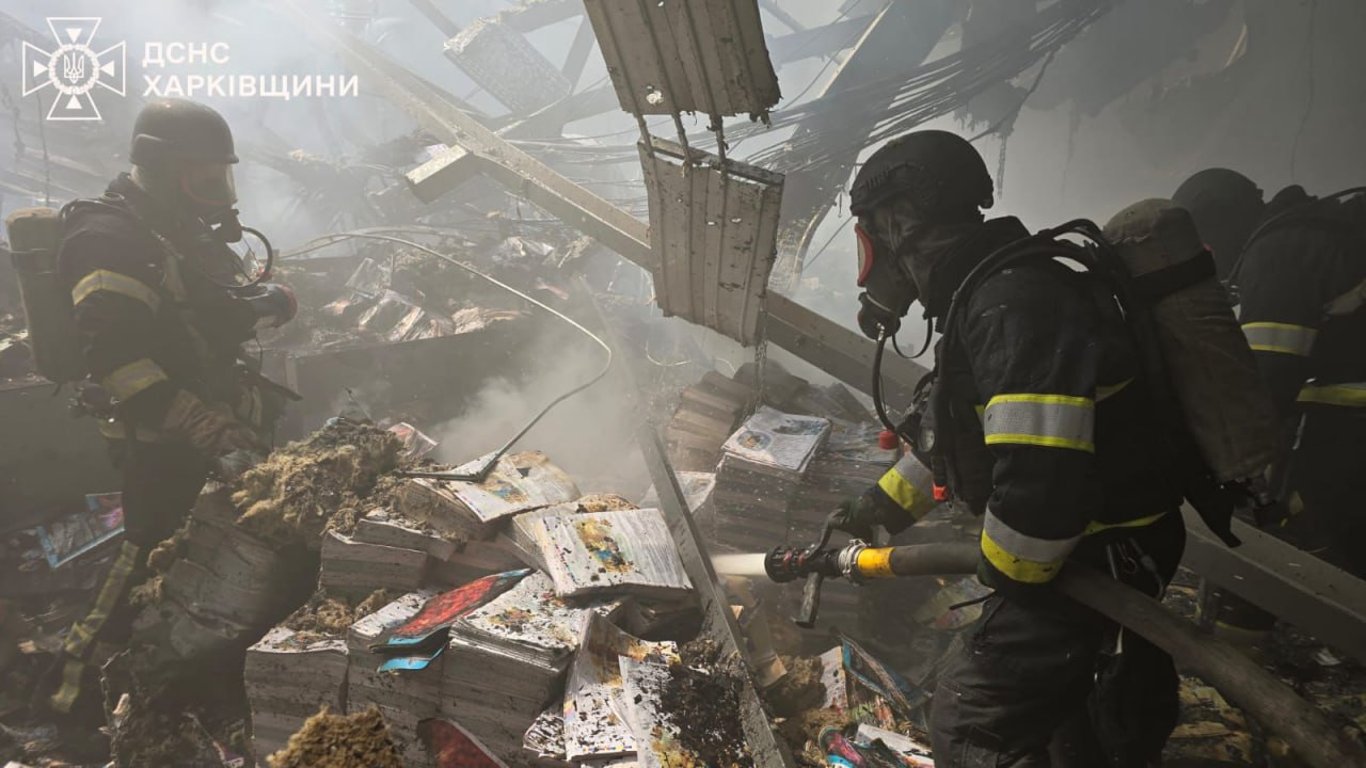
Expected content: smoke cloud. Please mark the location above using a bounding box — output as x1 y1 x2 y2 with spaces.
430 321 650 501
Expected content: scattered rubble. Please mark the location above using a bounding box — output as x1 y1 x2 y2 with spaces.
282 588 396 644
659 639 754 768
233 420 403 549
765 655 827 719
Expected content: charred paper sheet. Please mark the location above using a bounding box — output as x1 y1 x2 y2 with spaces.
522 704 566 761
424 451 580 526
563 614 679 761
620 656 702 768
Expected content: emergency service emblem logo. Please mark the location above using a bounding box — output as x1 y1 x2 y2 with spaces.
21 18 126 122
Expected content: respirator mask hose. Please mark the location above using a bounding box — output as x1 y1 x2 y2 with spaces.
871 330 899 435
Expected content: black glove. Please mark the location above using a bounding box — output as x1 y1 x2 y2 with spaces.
1183 474 1243 548
827 495 880 541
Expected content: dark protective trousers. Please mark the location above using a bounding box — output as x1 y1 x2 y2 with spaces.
1290 410 1366 578
929 512 1186 768
1210 409 1366 632
49 441 209 717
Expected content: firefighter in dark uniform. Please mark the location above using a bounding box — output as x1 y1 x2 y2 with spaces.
1233 184 1366 578
43 99 293 719
828 131 1188 766
1173 170 1366 641
1172 168 1266 279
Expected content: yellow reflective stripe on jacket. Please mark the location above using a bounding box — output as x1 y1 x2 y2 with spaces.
1242 322 1317 356
71 269 161 313
1083 510 1169 536
983 508 1169 585
101 358 168 400
877 453 937 520
1297 382 1366 407
982 393 1095 453
62 542 140 658
980 526 1067 584
53 541 141 713
97 418 164 442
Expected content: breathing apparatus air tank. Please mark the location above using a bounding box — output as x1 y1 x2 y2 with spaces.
1103 199 1278 484
5 207 86 384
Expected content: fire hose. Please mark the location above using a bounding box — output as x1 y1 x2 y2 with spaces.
765 535 1366 768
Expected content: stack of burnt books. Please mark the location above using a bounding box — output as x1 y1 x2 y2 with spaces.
345 572 527 768
319 529 430 599
789 418 898 542
712 406 831 553
244 626 349 757
663 372 753 472
441 571 627 757
133 485 315 664
349 507 525 588
346 591 442 767
522 706 569 767
639 470 716 532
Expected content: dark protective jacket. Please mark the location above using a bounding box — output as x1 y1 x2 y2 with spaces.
57 173 261 439
866 217 1184 592
1237 190 1366 416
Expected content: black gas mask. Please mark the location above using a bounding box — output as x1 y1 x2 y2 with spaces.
854 217 917 340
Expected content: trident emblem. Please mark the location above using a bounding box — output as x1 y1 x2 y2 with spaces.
21 18 126 122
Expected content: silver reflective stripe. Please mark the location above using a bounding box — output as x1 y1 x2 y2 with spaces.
983 508 1081 563
894 453 933 494
1297 381 1366 407
1242 322 1317 357
982 394 1095 452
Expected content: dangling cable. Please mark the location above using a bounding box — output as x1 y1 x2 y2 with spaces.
289 230 612 483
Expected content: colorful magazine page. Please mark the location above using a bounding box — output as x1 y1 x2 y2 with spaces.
722 406 830 474
455 571 622 660
371 569 529 652
377 644 445 673
388 421 439 460
842 636 929 729
37 492 125 568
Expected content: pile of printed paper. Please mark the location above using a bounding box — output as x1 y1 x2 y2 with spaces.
242 447 719 766
711 406 832 553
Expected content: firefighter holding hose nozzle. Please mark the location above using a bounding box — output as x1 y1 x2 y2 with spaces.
811 130 1276 767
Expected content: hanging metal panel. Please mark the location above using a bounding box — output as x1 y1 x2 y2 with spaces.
584 0 780 117
640 138 782 345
